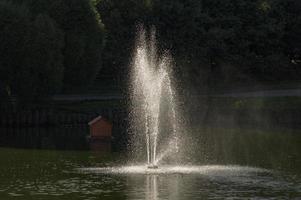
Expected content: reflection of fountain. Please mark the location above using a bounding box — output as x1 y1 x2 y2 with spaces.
130 27 179 168
146 175 158 200
145 175 179 200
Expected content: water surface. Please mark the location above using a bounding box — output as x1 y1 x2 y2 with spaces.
0 126 300 199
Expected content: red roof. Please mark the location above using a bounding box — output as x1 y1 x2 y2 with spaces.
88 116 103 126
88 115 112 126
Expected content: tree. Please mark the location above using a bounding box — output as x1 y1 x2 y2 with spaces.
151 0 301 86
6 0 106 90
47 0 105 89
280 0 301 75
0 1 31 105
96 0 151 82
18 14 64 101
0 1 64 106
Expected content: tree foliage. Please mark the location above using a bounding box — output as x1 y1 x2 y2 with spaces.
0 1 64 106
0 0 105 107
97 0 151 78
0 0 300 107
97 0 301 89
47 0 105 88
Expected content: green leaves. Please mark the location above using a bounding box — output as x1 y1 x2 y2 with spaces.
0 0 105 106
0 2 64 105
47 0 105 89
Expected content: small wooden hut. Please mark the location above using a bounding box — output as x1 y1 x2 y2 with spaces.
88 116 112 141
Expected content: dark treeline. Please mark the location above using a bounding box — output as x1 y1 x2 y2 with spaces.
0 0 301 108
97 0 301 92
0 0 105 109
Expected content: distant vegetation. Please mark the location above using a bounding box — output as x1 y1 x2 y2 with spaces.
97 0 301 91
0 0 105 108
0 0 301 108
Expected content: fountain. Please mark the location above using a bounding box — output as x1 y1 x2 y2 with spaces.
79 27 269 177
129 27 179 168
73 27 297 200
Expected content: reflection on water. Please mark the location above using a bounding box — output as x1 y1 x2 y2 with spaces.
89 140 111 152
0 126 300 199
0 148 300 199
0 126 115 152
119 165 300 200
145 175 178 200
0 126 89 150
146 175 158 200
179 127 301 175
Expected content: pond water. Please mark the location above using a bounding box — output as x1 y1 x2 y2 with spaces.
0 126 300 199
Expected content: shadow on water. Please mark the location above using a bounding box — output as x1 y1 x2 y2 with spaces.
0 126 90 150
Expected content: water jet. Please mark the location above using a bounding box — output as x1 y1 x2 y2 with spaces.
130 27 179 167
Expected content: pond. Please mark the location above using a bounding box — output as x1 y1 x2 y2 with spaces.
0 126 300 199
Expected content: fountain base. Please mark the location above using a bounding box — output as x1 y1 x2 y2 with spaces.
147 165 158 169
